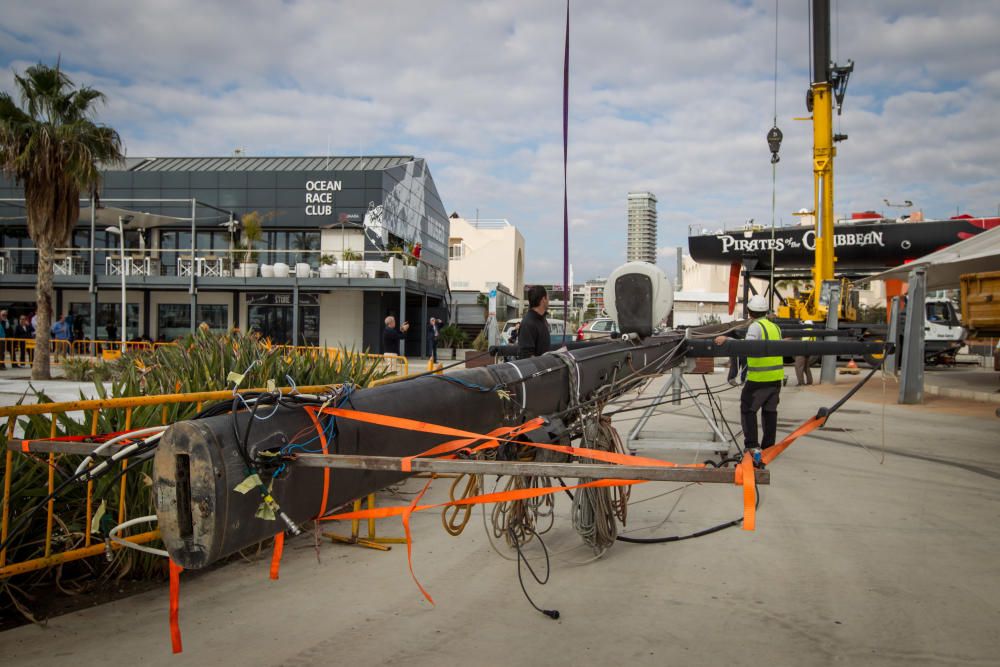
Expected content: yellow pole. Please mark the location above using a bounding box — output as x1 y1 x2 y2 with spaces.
810 81 835 318
44 419 57 557
0 417 15 567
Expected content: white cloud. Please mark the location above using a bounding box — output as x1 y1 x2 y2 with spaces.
2 0 998 281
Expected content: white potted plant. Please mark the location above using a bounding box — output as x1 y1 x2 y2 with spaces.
260 263 274 278
342 248 363 277
235 211 263 277
273 262 290 278
319 254 337 278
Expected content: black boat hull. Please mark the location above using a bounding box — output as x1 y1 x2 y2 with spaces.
688 218 999 269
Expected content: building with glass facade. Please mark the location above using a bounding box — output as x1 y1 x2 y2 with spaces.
0 155 450 354
626 191 657 264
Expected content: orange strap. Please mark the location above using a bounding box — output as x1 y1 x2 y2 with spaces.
269 532 285 581
168 560 184 654
734 457 757 531
303 408 332 516
310 406 701 471
320 477 646 523
761 415 827 465
404 479 435 605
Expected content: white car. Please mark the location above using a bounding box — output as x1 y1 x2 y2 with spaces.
501 318 568 344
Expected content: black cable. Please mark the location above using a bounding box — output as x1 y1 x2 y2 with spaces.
616 484 761 545
508 525 559 620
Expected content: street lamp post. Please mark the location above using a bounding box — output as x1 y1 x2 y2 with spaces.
105 215 132 353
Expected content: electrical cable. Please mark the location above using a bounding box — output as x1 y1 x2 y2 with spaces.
508 525 559 620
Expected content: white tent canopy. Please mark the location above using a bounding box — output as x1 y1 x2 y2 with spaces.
863 225 1000 290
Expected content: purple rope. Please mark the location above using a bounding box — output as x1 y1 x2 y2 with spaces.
562 0 570 326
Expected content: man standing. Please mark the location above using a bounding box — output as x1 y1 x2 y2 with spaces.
0 309 10 370
426 316 442 362
382 315 409 356
14 314 33 367
518 285 551 359
793 320 815 386
715 294 784 466
51 314 71 360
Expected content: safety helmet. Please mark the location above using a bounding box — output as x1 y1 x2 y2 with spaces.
747 294 769 314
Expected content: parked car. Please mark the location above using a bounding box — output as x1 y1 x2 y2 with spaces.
501 317 573 345
576 318 619 341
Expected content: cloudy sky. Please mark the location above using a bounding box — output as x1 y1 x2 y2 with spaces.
2 1 998 282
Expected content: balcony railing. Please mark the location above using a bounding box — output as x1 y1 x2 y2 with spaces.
0 247 448 289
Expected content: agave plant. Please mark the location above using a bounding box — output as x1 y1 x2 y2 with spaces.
0 330 394 622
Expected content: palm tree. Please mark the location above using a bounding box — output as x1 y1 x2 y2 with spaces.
0 62 124 379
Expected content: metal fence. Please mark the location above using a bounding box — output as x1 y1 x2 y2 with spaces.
0 384 346 579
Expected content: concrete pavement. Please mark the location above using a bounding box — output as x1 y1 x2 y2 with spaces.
1 370 999 665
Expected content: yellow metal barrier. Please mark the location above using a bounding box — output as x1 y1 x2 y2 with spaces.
0 384 333 580
0 338 72 367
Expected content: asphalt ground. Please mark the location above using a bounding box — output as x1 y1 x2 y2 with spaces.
1 370 999 665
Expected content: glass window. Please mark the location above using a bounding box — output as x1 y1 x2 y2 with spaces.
157 303 228 341
71 302 140 340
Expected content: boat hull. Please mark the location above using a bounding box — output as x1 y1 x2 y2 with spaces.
688 218 999 269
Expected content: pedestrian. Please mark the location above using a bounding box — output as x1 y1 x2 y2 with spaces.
51 314 71 359
14 314 33 367
0 309 10 370
382 315 409 356
714 294 784 466
508 322 520 345
518 285 551 359
426 317 442 363
793 320 815 386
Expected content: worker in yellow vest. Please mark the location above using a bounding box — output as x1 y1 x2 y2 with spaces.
793 320 816 386
714 294 784 466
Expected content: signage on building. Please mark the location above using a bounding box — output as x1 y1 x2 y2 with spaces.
304 180 342 217
246 292 320 306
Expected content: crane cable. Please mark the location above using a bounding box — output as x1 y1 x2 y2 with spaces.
768 0 780 311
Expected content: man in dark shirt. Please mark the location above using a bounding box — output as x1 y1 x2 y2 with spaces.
382 315 409 355
518 285 551 358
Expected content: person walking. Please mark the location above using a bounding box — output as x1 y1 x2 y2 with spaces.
793 320 815 386
715 294 784 466
518 285 551 359
426 317 442 363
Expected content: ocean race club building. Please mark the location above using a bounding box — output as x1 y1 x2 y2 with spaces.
0 156 450 354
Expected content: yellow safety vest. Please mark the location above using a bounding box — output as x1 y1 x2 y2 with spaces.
746 318 784 382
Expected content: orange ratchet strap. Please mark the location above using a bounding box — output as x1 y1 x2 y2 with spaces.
761 415 828 465
269 532 285 580
168 560 183 654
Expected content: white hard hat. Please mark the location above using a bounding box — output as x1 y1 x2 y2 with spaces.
747 294 769 313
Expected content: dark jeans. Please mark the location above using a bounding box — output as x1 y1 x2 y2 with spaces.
427 337 438 362
740 380 781 449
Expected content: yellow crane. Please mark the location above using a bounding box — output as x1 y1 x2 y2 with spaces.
776 0 855 323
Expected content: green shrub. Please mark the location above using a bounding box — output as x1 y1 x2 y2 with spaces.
0 330 395 620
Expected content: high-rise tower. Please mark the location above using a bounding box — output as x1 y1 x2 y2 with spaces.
626 192 657 263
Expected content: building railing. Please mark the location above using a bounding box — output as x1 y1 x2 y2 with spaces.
0 247 448 288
